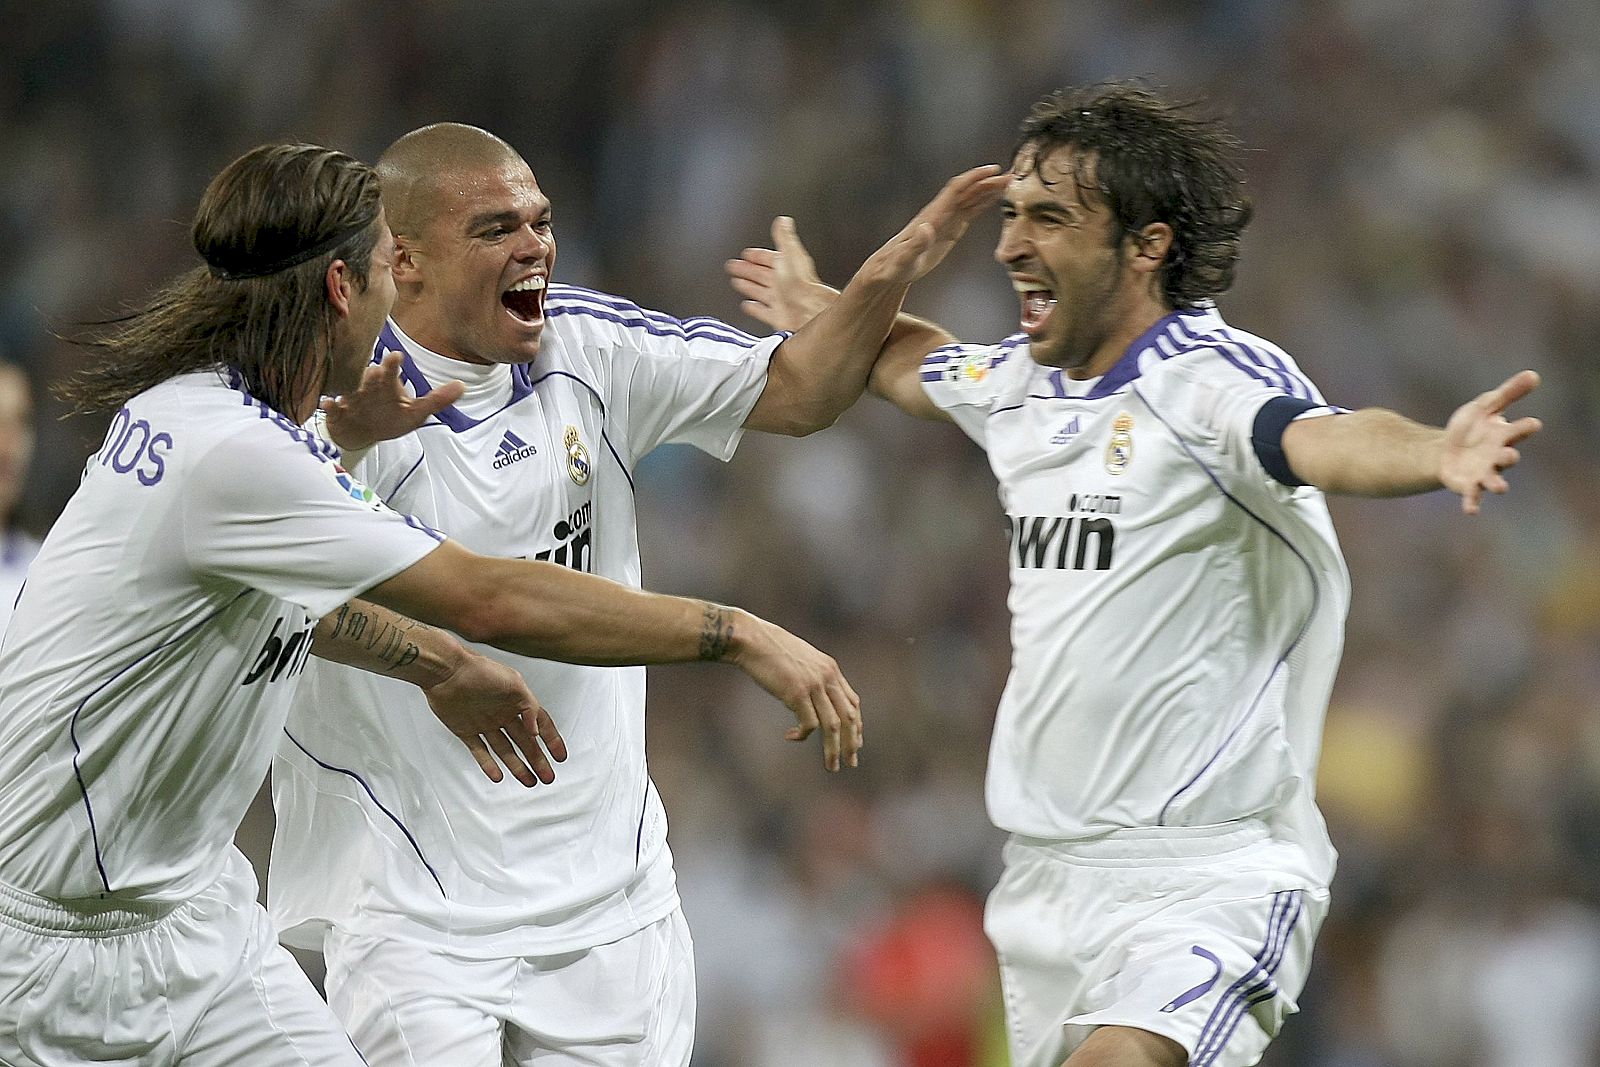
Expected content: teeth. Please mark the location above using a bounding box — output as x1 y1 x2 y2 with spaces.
1012 280 1051 296
508 277 546 293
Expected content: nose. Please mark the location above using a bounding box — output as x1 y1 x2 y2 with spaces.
514 223 551 260
994 221 1028 267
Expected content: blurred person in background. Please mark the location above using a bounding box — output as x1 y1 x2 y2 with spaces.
268 122 1003 1067
0 359 39 632
729 81 1542 1067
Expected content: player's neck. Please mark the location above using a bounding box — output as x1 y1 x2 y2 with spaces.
1072 292 1173 381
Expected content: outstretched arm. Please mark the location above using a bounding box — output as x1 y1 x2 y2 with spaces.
737 165 1006 435
729 222 956 423
1281 371 1542 513
311 599 566 787
362 542 863 771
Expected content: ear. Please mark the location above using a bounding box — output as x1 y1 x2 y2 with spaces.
1127 222 1173 274
391 236 423 287
324 259 355 319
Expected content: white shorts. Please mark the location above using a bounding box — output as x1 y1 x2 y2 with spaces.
984 823 1329 1067
0 848 364 1067
323 907 695 1067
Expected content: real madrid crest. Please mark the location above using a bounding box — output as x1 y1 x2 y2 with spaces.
564 425 592 485
1105 411 1134 475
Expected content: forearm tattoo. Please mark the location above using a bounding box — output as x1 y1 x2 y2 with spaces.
698 603 734 661
326 603 424 673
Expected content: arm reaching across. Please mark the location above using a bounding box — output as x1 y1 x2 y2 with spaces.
1281 370 1542 512
319 349 466 452
728 218 957 423
362 541 863 771
311 599 566 787
737 165 1007 435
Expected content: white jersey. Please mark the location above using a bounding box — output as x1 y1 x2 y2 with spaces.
0 370 441 903
0 529 40 635
921 306 1351 883
270 285 778 957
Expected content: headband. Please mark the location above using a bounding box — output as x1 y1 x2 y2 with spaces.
204 216 375 281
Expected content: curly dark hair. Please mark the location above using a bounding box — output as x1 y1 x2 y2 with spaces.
61 143 382 419
1013 82 1252 309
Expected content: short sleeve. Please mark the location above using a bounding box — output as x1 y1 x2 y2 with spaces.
919 336 1026 448
545 287 777 462
1153 343 1345 491
183 414 444 617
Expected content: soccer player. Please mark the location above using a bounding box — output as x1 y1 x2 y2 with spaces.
0 359 39 631
267 122 1007 1067
0 138 933 1067
726 83 1542 1067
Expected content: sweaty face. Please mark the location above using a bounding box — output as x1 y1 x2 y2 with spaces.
995 146 1129 375
399 161 555 366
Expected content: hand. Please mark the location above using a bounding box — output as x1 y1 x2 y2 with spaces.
853 163 1010 289
727 165 1010 329
320 350 466 452
726 217 838 332
421 651 568 786
1440 370 1542 514
726 610 863 772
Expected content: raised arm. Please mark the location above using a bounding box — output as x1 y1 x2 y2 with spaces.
736 165 1006 435
311 599 566 787
1281 371 1542 513
728 221 955 423
360 541 863 771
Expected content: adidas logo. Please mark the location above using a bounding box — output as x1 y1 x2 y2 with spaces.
1050 415 1083 445
492 429 538 469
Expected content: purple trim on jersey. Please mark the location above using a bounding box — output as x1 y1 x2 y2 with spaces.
222 369 340 463
377 323 536 435
1171 318 1318 401
69 589 252 894
282 728 446 898
386 453 427 499
526 369 635 494
545 303 758 350
550 284 764 346
923 335 1026 383
1132 384 1322 826
1192 891 1305 1066
1081 311 1200 400
404 514 446 543
633 783 650 868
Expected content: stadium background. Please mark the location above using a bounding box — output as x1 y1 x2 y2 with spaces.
6 1 1600 1064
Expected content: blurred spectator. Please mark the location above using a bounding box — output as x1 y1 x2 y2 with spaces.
0 359 39 631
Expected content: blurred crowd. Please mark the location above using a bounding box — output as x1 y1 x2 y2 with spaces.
6 1 1600 1065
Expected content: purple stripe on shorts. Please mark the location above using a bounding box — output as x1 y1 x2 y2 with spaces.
1191 890 1304 1067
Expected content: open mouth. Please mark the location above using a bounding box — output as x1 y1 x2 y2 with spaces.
1017 287 1057 334
501 275 546 325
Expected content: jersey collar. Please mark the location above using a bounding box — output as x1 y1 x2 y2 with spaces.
376 320 536 433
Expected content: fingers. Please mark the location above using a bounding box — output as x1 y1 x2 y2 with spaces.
533 708 568 763
482 726 538 788
416 379 466 416
809 691 843 773
1504 415 1542 447
1480 369 1540 414
827 680 863 769
771 216 817 275
503 715 556 785
460 735 505 784
726 257 776 287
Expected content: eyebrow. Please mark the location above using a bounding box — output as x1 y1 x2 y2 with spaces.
1002 197 1079 217
464 203 552 233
